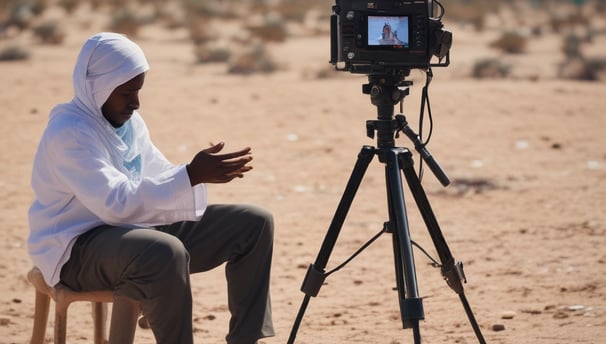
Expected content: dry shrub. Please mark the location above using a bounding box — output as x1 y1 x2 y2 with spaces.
443 1 497 31
246 13 288 43
185 15 215 45
194 41 231 63
472 58 511 79
227 42 277 75
490 31 527 54
549 11 589 34
57 0 79 14
3 1 37 31
182 0 224 19
272 0 328 22
562 33 583 59
558 57 606 81
33 20 65 44
151 2 185 30
108 7 143 37
0 43 30 61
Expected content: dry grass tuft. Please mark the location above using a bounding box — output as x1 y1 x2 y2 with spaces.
246 13 288 43
194 41 231 64
490 31 528 54
0 43 30 61
108 7 143 37
33 20 65 44
472 58 511 79
227 42 278 75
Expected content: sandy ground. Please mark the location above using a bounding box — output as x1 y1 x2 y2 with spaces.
1 5 605 344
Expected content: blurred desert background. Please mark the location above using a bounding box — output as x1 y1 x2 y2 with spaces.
1 0 605 343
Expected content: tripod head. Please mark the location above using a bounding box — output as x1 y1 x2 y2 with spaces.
363 73 412 149
363 72 450 187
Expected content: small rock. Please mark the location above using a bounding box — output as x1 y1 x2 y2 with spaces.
492 323 506 331
501 310 516 319
567 305 586 311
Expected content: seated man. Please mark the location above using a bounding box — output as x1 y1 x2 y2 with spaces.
27 32 274 344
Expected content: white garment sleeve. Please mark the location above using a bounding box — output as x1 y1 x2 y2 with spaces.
49 124 205 226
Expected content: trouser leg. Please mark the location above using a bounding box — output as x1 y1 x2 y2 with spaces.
60 226 194 344
60 203 274 344
161 204 275 344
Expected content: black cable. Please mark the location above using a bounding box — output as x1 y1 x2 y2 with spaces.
325 230 443 278
325 228 384 277
417 68 434 181
433 0 446 19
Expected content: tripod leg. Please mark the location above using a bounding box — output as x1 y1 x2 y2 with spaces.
398 152 487 344
288 146 375 344
384 148 424 343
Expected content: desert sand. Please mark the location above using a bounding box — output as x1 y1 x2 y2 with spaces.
0 2 605 344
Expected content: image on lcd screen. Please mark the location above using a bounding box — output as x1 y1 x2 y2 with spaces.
368 15 409 47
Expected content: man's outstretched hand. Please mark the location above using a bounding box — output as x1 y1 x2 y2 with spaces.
186 142 253 186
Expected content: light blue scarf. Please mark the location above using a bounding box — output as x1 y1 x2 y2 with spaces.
115 120 142 175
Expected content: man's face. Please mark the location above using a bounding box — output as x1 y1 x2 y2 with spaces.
101 73 145 128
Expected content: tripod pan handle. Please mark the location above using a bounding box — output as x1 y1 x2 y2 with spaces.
416 144 450 187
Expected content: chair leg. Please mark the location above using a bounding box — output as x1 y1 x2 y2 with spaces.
93 302 108 344
108 296 139 344
30 290 50 344
54 299 69 344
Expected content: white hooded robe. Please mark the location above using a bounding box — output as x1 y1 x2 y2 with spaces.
28 33 207 286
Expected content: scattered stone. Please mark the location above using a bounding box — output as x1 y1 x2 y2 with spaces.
567 305 586 311
501 310 516 319
492 323 506 331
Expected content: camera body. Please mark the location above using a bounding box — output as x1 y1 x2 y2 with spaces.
330 0 451 74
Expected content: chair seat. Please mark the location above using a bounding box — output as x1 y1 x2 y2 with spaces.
27 266 140 344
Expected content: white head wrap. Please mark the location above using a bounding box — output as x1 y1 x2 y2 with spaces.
50 32 150 177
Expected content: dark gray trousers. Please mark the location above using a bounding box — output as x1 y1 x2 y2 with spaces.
60 204 275 344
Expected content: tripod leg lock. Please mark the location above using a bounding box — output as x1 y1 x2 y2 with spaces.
442 261 467 295
400 297 425 329
300 264 327 297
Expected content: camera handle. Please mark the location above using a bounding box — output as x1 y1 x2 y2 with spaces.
288 74 486 344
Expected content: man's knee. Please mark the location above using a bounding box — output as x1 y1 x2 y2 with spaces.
131 230 190 280
245 205 274 238
115 230 190 301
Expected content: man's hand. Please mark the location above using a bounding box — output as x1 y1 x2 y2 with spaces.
186 142 253 186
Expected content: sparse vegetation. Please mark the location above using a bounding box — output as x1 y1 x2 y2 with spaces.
0 43 29 61
227 42 278 75
472 58 511 79
108 7 143 37
490 31 528 54
558 28 606 81
194 41 231 63
558 57 606 81
0 0 604 80
33 20 65 44
246 13 288 43
57 0 79 14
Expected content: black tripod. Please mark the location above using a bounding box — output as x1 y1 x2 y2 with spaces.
288 74 486 344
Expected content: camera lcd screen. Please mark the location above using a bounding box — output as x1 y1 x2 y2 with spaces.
367 15 409 48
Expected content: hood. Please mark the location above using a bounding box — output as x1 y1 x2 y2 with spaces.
73 32 150 118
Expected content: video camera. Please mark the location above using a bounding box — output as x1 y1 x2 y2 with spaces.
330 0 452 74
